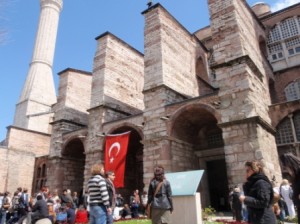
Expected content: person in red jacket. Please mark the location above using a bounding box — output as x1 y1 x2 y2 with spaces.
75 205 88 224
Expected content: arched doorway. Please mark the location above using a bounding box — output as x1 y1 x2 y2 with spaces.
61 138 86 194
108 126 143 204
171 104 229 211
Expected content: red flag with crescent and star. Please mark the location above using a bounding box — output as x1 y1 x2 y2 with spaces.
104 131 130 188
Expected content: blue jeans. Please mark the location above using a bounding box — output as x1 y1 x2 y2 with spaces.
107 209 113 224
89 205 107 224
0 210 7 224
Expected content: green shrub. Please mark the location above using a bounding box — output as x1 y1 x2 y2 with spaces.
202 206 217 221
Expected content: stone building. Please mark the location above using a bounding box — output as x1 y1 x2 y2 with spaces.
1 0 300 211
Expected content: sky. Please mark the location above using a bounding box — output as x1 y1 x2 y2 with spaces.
0 0 299 141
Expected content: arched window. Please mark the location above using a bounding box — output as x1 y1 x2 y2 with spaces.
37 167 41 178
276 117 294 144
34 163 47 192
285 79 300 101
42 164 47 177
267 16 300 62
276 111 300 145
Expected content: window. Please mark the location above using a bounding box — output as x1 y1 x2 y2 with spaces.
294 113 300 141
268 25 281 44
285 79 300 101
280 18 299 39
207 132 224 148
267 17 300 63
276 111 300 145
276 118 294 144
35 163 47 192
288 49 295 55
286 37 300 48
268 43 283 54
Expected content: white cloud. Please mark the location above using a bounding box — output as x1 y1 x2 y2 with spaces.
271 0 300 12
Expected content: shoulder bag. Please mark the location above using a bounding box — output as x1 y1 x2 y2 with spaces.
147 181 164 219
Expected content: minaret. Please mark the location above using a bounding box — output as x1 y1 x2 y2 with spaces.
13 0 63 133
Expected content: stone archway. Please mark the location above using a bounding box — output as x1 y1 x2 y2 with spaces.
170 103 229 211
61 138 86 194
108 126 143 204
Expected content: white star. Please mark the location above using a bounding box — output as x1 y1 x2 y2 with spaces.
110 157 114 163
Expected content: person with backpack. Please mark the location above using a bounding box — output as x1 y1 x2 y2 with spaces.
19 188 29 217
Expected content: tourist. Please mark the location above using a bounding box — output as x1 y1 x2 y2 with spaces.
147 165 173 224
56 206 68 224
75 205 88 224
141 191 148 217
120 204 130 219
280 153 300 223
66 202 76 224
130 190 140 218
116 194 124 207
19 188 29 215
239 161 276 223
272 179 287 221
105 171 116 224
60 189 71 206
280 179 295 218
52 189 60 202
231 187 242 221
72 192 79 209
87 164 111 224
1 192 10 224
31 195 49 224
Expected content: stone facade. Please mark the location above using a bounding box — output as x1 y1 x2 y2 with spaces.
1 0 300 211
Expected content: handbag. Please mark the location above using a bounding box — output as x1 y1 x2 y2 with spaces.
147 181 164 219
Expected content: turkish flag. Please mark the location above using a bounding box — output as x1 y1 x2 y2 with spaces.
104 131 130 188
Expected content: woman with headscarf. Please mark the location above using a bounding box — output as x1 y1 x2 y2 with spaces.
280 179 295 218
147 165 173 224
280 153 300 223
239 161 276 224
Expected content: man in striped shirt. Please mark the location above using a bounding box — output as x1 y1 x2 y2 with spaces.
87 164 112 224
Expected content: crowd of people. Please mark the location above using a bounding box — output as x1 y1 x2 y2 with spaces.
0 164 173 224
0 186 88 224
3 152 300 224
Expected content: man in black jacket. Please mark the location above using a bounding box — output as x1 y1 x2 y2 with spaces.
31 195 49 224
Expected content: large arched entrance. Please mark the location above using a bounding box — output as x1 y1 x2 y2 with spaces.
171 104 229 211
61 138 86 194
108 126 143 204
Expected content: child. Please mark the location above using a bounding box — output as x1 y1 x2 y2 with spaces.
55 206 67 224
66 202 75 224
75 205 88 224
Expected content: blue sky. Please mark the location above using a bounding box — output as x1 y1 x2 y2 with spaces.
0 0 298 140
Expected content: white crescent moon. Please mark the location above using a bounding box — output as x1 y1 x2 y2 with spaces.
108 142 121 158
